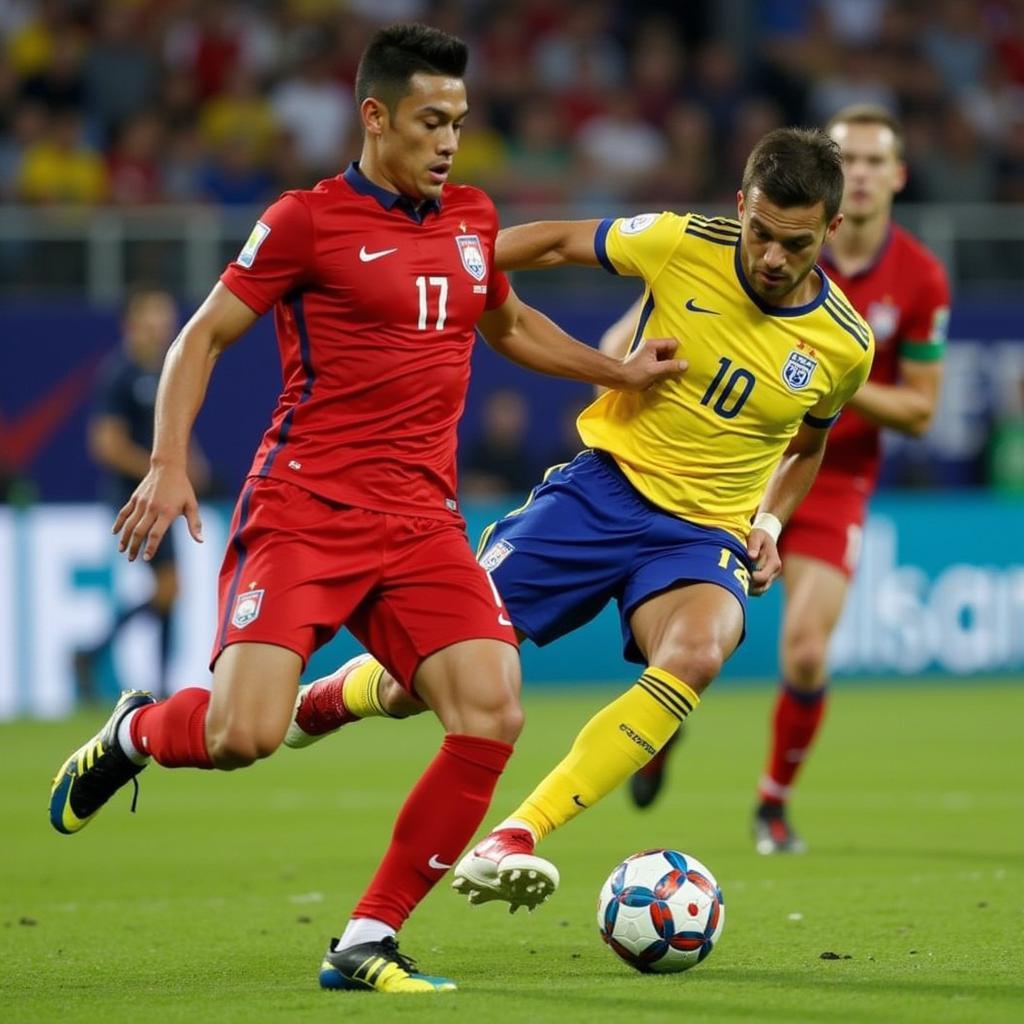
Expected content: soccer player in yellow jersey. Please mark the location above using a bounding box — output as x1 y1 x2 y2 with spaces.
287 127 875 911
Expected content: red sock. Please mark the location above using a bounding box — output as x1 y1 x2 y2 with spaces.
130 687 215 769
351 733 513 929
758 685 827 806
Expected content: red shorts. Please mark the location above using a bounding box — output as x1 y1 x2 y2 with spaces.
779 474 870 578
213 477 517 687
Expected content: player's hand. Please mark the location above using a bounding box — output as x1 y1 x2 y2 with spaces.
113 463 203 562
746 530 782 596
616 337 688 391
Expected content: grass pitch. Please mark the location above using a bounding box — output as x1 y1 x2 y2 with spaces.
3 681 1022 1023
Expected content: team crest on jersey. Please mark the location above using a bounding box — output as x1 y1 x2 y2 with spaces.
619 213 657 235
231 589 264 629
236 221 270 268
479 539 515 571
867 299 899 343
781 350 817 391
456 234 486 281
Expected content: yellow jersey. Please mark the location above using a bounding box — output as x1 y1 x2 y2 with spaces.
579 211 875 540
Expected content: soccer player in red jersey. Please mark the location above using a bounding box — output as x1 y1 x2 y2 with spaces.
627 106 950 850
47 24 682 994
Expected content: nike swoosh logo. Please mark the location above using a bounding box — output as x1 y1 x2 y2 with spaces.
572 794 587 808
428 854 453 870
685 298 720 315
359 246 398 262
498 614 513 627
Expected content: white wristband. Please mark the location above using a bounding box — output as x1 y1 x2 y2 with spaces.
752 512 782 543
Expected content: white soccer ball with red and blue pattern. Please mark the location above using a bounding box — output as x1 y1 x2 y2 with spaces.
597 849 725 973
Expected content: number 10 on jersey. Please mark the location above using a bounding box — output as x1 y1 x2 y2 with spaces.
416 275 448 330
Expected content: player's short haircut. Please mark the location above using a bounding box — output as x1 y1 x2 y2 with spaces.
826 103 905 158
121 283 173 321
742 127 845 223
355 23 468 113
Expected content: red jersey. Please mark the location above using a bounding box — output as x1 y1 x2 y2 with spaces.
817 223 949 489
220 163 510 522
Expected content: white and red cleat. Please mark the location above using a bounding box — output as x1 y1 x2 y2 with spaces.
284 654 372 749
451 827 559 913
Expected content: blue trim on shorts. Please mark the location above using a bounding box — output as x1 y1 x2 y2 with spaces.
217 481 257 650
479 450 750 665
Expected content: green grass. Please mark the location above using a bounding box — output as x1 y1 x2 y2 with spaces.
2 681 1022 1023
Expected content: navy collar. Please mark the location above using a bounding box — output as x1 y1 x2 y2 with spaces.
343 162 441 223
732 241 830 317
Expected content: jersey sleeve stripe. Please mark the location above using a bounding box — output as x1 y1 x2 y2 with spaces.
803 410 840 429
899 339 945 362
627 293 657 355
829 292 871 332
684 226 739 246
823 298 870 350
594 218 618 275
689 215 741 237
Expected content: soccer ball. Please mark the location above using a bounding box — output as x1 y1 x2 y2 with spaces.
597 849 725 974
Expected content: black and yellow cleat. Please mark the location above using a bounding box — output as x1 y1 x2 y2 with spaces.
49 690 155 835
319 936 457 993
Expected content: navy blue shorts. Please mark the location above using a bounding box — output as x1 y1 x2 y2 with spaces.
477 450 751 665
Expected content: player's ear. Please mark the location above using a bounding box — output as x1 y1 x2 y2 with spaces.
361 96 388 137
892 159 908 195
825 211 843 242
736 190 745 218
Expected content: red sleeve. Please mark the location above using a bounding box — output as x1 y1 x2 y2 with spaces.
219 193 314 315
482 196 510 309
900 254 950 345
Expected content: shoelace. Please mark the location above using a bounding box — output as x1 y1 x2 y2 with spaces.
379 937 418 974
75 742 141 814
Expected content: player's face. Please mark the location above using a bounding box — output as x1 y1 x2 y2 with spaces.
737 188 841 305
124 294 177 367
830 121 906 225
376 73 468 202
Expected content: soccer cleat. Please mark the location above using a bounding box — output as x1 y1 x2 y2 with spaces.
451 827 559 913
753 803 807 855
628 728 681 809
319 936 456 993
284 653 372 749
49 689 156 835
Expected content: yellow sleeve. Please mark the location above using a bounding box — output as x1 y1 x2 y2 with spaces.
595 211 688 283
804 343 875 429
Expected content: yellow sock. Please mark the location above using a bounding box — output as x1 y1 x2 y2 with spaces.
511 667 699 841
341 657 394 719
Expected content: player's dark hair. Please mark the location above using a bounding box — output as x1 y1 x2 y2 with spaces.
121 283 173 320
742 127 845 223
355 23 468 113
826 103 905 159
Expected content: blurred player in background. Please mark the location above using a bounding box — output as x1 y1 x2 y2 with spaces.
287 127 875 911
624 105 949 855
73 287 209 702
48 23 682 995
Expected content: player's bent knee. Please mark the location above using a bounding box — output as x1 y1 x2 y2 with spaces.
205 725 281 768
658 643 725 691
784 632 829 686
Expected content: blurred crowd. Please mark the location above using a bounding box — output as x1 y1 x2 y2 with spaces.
4 0 1024 209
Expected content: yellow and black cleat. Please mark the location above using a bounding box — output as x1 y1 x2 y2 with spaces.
49 690 155 834
319 936 456 993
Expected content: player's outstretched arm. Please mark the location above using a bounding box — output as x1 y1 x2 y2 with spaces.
478 288 687 392
495 219 604 270
113 283 258 562
748 423 830 595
